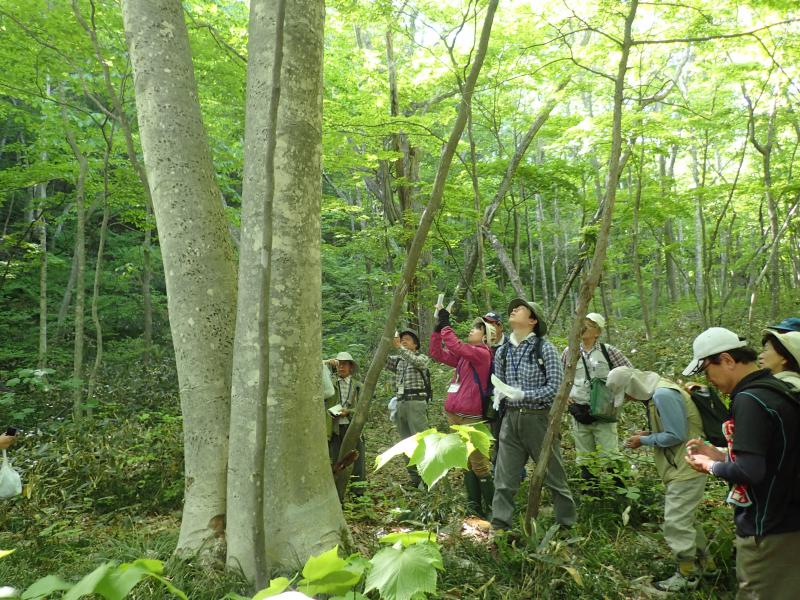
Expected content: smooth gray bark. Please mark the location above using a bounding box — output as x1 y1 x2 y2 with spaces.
122 0 237 557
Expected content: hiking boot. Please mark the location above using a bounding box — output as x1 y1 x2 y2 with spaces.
698 553 720 577
463 471 483 516
478 475 495 520
655 571 699 592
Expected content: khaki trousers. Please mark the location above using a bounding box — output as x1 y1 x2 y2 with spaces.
572 419 622 465
662 476 708 561
736 529 800 600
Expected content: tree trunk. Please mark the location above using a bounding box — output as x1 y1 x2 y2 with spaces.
122 0 238 558
72 0 157 362
335 0 499 498
525 0 638 531
227 0 346 579
631 157 652 339
63 118 87 421
36 182 47 369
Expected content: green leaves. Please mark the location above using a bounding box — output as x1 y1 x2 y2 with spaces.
374 424 492 488
296 546 366 597
22 559 187 600
364 542 444 600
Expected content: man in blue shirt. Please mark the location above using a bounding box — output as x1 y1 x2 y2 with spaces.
490 298 576 531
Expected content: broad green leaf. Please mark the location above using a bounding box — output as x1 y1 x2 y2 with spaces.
410 432 468 488
374 429 434 471
450 423 492 460
301 546 347 580
252 576 291 599
63 563 115 600
378 531 436 547
331 593 369 600
22 575 72 600
364 543 444 600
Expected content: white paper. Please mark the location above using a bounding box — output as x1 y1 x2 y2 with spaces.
435 293 445 317
446 300 455 312
328 404 344 416
491 374 518 399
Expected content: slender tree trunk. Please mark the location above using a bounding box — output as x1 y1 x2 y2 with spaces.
87 205 110 403
36 182 48 369
631 158 652 339
536 194 550 304
72 0 156 362
335 0 499 497
525 0 638 530
63 121 87 421
122 0 238 558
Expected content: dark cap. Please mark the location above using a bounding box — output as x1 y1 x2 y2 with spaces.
483 311 502 325
767 317 800 333
398 328 420 347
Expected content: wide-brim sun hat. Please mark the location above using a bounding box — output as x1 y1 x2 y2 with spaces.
472 318 496 344
682 327 747 376
507 299 548 336
762 327 800 369
606 367 660 406
335 351 356 366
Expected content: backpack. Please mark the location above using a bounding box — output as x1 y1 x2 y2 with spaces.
412 365 433 403
468 357 495 421
687 385 728 447
495 337 547 383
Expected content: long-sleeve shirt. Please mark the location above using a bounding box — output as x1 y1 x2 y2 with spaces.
494 332 563 409
640 388 687 448
386 347 430 399
429 326 491 416
561 342 632 404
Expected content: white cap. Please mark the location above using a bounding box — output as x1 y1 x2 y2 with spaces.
682 327 747 376
585 313 606 331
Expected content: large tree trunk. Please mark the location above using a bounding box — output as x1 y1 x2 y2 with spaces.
122 0 238 558
227 0 345 580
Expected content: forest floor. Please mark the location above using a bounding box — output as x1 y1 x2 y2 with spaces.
0 360 740 599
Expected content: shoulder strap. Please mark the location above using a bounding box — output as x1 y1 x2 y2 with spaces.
599 343 614 368
528 337 548 381
496 342 509 379
469 363 485 398
738 378 800 407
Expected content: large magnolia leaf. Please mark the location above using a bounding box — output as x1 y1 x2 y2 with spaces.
449 423 492 461
410 432 468 488
364 543 444 600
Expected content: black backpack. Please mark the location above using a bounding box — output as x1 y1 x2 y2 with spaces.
468 359 495 421
412 365 433 403
495 337 547 383
688 385 729 447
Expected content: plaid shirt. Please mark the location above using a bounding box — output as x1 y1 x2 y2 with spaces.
494 333 563 409
561 342 632 404
386 347 430 398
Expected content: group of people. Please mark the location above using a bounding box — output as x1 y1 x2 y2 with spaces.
324 301 800 598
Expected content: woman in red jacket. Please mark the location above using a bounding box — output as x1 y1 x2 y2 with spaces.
429 307 495 518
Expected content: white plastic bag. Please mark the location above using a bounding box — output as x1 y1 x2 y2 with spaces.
387 396 398 423
0 450 21 499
